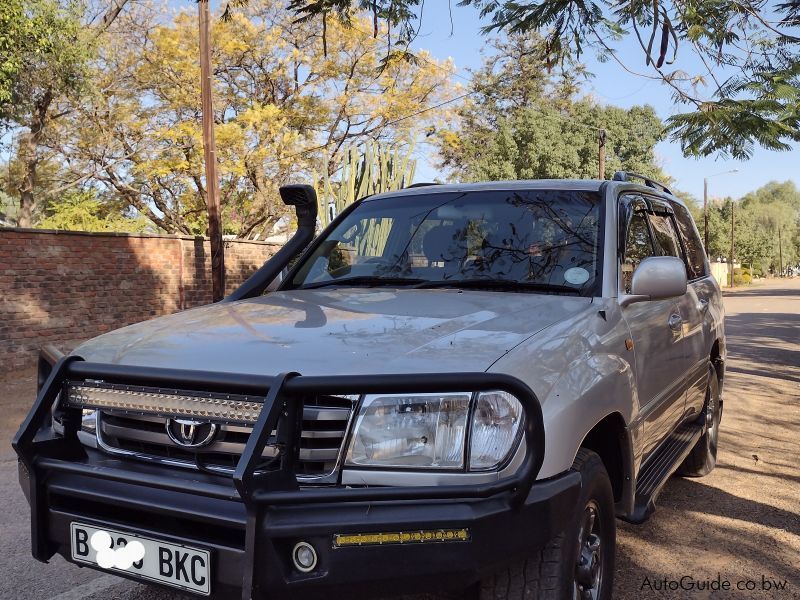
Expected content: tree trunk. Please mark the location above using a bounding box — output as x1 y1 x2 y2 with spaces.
16 90 52 228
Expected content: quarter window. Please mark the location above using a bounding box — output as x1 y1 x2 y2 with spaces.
648 213 682 258
622 210 656 293
670 202 708 279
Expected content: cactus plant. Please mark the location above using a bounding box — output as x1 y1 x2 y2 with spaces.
313 140 417 231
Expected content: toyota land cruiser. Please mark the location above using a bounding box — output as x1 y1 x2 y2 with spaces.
14 173 725 599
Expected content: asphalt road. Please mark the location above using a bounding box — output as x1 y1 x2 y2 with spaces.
1 279 798 599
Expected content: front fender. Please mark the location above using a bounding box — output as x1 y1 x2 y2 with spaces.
488 304 640 482
535 352 638 479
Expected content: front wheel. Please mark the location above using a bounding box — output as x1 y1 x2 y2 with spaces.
478 449 615 600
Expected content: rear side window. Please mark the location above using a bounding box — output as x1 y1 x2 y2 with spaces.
670 202 708 279
648 213 682 258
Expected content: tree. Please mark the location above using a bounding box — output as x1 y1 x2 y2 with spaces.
37 189 150 232
739 181 800 270
438 35 667 183
0 0 89 227
701 181 800 273
0 0 54 106
52 2 454 237
0 0 129 227
289 0 800 160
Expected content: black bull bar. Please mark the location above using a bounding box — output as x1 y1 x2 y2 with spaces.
13 348 545 598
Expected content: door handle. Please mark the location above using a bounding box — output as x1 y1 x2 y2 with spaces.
668 313 683 332
698 298 710 312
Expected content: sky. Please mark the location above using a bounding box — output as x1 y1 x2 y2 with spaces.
405 2 799 203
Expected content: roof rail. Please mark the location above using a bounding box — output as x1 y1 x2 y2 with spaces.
612 171 672 195
405 182 440 189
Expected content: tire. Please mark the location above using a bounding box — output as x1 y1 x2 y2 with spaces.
478 449 615 600
678 363 722 477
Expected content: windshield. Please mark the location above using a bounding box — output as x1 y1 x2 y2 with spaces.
287 189 603 296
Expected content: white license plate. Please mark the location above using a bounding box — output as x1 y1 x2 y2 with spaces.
70 522 211 595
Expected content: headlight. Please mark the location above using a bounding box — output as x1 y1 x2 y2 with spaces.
346 393 470 469
469 391 523 470
345 391 524 471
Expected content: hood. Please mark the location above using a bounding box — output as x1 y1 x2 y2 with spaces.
74 289 591 376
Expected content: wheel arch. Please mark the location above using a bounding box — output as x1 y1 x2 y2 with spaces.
577 412 636 518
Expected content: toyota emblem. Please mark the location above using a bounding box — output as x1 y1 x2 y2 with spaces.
165 418 218 448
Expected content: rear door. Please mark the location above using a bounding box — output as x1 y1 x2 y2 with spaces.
669 201 713 420
642 202 697 437
619 195 688 460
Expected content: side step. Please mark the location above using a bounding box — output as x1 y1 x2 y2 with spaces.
625 422 703 523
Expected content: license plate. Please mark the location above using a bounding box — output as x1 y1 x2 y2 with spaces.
70 522 210 595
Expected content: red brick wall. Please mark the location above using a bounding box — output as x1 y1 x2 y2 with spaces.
0 228 279 374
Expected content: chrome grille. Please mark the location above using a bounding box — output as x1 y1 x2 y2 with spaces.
96 395 355 483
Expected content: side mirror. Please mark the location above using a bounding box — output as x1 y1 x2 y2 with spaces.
620 256 687 307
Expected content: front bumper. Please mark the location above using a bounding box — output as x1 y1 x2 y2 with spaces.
14 352 574 599
19 452 580 598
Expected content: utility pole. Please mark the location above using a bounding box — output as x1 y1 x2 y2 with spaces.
778 226 784 277
199 0 225 302
729 201 735 288
598 129 606 180
703 177 709 251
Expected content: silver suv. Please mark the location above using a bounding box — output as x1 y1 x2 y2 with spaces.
15 174 724 600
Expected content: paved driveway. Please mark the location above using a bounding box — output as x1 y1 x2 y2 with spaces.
2 279 798 599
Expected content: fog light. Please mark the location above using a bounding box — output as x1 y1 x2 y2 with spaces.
292 541 317 573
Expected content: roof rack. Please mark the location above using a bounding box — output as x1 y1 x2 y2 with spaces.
612 171 672 195
405 182 440 189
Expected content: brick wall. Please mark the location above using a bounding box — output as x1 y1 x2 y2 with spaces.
0 228 279 374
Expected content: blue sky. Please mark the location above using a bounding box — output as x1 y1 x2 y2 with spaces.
406 2 799 203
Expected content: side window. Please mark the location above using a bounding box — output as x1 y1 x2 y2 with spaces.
648 212 682 258
622 210 656 293
670 202 707 279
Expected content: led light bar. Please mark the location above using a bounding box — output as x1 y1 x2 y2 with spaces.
333 528 470 548
64 382 265 424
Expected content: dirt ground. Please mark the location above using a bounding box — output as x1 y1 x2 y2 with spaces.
0 278 798 599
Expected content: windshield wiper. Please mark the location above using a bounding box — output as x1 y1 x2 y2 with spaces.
413 278 583 295
296 276 426 290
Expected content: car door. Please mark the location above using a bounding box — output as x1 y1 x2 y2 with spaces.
618 196 688 460
669 200 713 420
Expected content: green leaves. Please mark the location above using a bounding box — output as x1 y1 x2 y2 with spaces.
668 61 800 159
289 0 800 159
437 33 667 183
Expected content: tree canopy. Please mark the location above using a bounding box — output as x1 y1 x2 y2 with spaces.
1 0 455 236
437 35 667 182
289 0 800 160
698 180 800 273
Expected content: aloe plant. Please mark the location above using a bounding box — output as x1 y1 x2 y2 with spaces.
313 140 417 230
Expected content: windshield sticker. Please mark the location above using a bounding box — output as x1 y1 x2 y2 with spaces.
564 267 590 285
